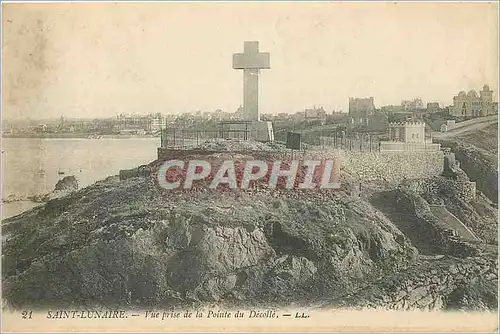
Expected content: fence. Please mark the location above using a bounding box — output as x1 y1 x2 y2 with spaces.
320 134 440 152
161 126 439 153
161 128 264 149
320 133 381 152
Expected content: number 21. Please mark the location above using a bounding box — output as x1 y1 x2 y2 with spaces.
21 310 32 319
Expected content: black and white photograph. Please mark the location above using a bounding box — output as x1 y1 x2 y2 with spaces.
1 2 498 332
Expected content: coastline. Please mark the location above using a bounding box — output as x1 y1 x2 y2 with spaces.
2 200 42 220
2 133 160 139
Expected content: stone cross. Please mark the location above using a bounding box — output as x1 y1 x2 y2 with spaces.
233 41 270 121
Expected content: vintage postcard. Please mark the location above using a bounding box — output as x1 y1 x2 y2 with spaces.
1 1 499 332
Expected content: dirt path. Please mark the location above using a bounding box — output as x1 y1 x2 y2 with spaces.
433 117 498 139
429 205 479 241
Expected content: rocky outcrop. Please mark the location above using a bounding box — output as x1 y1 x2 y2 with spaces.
2 173 420 309
447 143 497 203
119 165 152 181
435 123 498 203
2 150 497 311
48 176 78 200
328 255 497 311
2 176 79 204
397 174 497 246
395 185 482 258
54 176 78 191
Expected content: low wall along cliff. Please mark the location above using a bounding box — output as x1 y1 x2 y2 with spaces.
379 141 441 152
158 147 444 186
340 151 444 184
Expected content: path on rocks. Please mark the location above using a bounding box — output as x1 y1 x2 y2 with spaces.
432 116 498 139
429 205 479 241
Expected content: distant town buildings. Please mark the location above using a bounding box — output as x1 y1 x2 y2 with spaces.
426 102 440 113
148 113 166 132
304 106 327 122
6 83 498 138
330 110 347 121
440 120 456 132
380 105 403 113
234 106 245 120
401 98 424 111
36 124 48 132
349 97 375 125
291 112 305 122
452 85 498 117
379 98 443 121
116 113 165 134
209 109 233 121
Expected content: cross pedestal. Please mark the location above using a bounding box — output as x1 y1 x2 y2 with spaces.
232 41 274 142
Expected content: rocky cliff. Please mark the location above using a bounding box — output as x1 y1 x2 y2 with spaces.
327 255 497 311
2 147 497 311
2 171 419 308
435 123 498 203
2 175 79 204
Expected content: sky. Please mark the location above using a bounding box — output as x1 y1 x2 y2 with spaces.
2 2 499 120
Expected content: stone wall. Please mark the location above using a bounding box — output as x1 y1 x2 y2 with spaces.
157 148 445 186
447 142 497 203
339 151 444 184
403 177 477 203
456 181 476 202
379 141 441 152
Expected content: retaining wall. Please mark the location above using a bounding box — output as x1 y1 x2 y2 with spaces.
340 150 444 184
379 141 441 152
158 148 445 185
